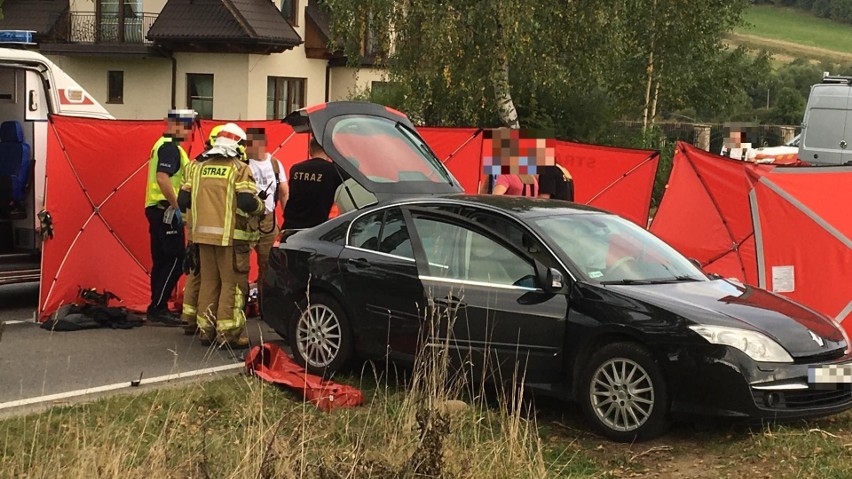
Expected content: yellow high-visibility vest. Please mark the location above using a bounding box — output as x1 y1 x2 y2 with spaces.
145 136 189 208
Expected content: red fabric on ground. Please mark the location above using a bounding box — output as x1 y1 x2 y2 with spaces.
245 342 364 411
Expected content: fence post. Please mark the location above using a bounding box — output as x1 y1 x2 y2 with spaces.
779 126 797 144
693 124 711 151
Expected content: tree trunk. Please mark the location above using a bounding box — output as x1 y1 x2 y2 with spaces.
493 50 520 129
642 0 658 132
649 60 663 126
642 51 655 131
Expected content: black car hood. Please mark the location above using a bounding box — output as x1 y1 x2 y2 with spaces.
283 101 463 202
603 280 846 358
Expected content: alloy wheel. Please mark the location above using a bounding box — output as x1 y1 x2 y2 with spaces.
296 304 342 368
589 358 655 432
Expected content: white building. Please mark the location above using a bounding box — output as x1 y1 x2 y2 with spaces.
0 0 387 120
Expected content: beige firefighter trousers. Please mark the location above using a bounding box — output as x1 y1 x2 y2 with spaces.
253 213 279 299
196 242 251 341
181 268 200 325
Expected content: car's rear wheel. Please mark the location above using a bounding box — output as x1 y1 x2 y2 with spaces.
289 292 353 376
579 342 670 442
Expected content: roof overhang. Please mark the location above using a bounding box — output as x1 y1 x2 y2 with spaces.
39 43 166 58
149 38 300 55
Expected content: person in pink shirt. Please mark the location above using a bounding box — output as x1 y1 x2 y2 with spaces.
492 174 538 197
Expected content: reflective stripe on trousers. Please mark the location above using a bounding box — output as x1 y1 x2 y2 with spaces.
216 284 246 332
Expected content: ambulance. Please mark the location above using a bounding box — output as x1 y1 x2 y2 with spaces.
0 31 113 285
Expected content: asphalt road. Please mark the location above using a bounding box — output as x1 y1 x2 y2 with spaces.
0 282 285 415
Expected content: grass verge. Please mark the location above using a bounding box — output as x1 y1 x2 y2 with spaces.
5 296 852 478
4 368 852 477
0 301 600 479
0 372 603 478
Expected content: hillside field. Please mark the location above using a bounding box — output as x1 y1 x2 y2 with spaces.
731 5 852 63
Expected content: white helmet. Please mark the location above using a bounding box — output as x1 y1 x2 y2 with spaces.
206 122 246 158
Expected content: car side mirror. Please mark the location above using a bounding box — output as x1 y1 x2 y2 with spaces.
534 260 564 293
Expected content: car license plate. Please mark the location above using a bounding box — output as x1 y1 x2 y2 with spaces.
808 363 852 384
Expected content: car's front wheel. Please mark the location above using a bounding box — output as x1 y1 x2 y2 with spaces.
289 292 353 376
579 342 670 442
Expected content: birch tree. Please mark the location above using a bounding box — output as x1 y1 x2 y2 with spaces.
319 0 611 128
615 0 750 131
319 0 750 132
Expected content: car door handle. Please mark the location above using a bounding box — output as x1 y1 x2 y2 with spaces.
347 257 371 268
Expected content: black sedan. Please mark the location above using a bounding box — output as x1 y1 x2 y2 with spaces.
261 194 852 442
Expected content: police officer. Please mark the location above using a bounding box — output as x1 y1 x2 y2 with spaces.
178 123 264 348
145 109 195 326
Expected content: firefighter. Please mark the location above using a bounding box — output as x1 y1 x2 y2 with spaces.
177 123 264 348
180 125 224 335
144 108 195 326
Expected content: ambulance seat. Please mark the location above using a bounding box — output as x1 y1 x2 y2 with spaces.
0 121 31 212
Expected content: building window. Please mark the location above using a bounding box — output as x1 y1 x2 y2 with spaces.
187 73 214 119
107 70 123 104
267 77 305 120
97 0 143 43
281 0 298 26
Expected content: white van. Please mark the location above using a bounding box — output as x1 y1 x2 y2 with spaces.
799 75 852 166
0 36 113 285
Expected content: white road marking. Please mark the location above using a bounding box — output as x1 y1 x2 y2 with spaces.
0 363 245 410
1 320 28 325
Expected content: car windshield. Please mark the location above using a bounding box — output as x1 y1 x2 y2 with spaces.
786 134 800 147
330 116 452 185
533 214 707 284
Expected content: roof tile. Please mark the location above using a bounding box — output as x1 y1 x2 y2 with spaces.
147 0 301 46
0 0 68 36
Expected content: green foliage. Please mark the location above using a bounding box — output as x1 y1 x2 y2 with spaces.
322 0 751 132
775 59 824 98
772 86 808 124
610 0 750 124
323 0 842 205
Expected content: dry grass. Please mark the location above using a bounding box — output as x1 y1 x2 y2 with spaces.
6 289 852 478
0 296 588 478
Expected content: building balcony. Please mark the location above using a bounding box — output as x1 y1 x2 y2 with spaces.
40 12 163 57
68 12 157 44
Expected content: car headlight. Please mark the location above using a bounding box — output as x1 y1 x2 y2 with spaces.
689 325 793 363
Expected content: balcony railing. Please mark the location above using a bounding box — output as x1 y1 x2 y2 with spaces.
67 12 157 44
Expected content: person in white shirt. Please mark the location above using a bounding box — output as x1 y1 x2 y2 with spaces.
245 127 289 311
